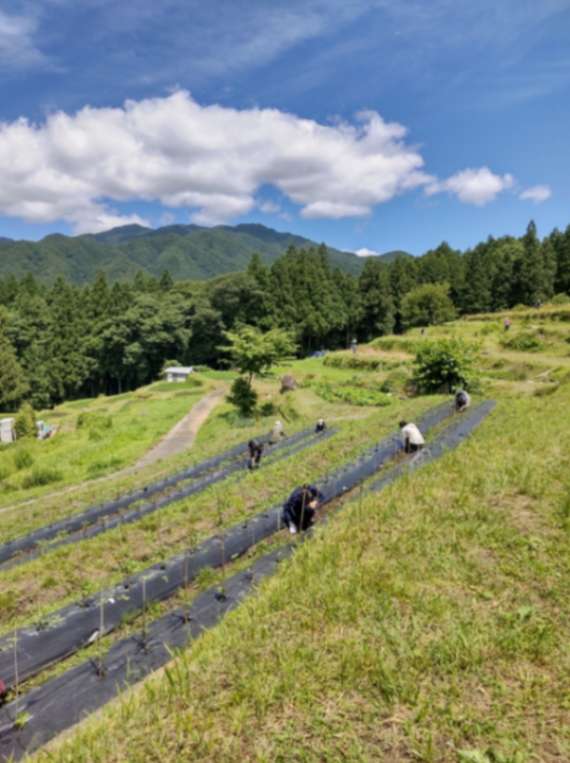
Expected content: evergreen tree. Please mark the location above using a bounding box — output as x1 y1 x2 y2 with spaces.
358 258 395 340
553 226 570 294
514 221 554 306
0 311 29 411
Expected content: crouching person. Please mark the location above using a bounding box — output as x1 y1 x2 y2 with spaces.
399 420 425 454
454 389 471 413
247 439 263 470
282 484 324 534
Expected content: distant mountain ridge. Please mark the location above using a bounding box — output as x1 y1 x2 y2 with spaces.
0 223 411 284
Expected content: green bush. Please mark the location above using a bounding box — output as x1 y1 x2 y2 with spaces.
413 338 479 394
14 402 37 439
226 377 258 417
550 293 570 305
380 369 411 394
500 332 544 352
323 354 382 371
259 401 276 417
14 450 34 470
0 464 11 482
22 467 63 488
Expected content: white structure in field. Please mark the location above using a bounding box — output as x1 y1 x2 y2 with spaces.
0 418 16 444
163 366 193 383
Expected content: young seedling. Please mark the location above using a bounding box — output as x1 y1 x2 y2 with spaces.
13 629 19 701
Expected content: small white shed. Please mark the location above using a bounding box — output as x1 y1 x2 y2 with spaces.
0 418 16 444
163 366 194 383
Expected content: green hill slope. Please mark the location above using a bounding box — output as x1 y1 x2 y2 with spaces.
0 223 373 283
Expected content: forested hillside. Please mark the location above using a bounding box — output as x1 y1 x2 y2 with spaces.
0 223 364 283
1 220 569 411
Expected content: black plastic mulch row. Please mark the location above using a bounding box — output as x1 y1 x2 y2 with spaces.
366 401 496 494
0 428 336 573
0 547 292 762
0 403 453 691
0 401 496 761
0 427 317 570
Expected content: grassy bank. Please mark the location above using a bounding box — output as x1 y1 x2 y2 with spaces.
39 384 570 762
0 378 210 507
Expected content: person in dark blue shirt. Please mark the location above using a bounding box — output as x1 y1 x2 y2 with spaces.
247 439 264 470
282 484 324 534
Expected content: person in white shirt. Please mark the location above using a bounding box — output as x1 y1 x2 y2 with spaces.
268 419 285 445
399 420 425 454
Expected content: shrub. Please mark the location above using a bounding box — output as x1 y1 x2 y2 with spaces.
259 401 276 417
14 450 34 470
14 402 37 439
323 354 382 371
226 377 258 417
413 338 479 394
500 332 544 352
380 369 411 394
550 293 570 305
22 467 63 488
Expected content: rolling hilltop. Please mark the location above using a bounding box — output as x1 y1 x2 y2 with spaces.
0 223 408 284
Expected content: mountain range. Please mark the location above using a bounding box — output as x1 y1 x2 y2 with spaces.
0 223 410 284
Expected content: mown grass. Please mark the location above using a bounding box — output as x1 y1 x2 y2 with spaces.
38 384 570 763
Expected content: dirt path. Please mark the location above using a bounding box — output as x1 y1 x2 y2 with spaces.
135 388 225 468
0 388 225 516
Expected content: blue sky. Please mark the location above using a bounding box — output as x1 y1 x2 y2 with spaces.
0 0 569 255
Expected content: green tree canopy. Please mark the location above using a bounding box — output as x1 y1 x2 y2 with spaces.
401 282 456 328
413 338 479 393
0 309 29 411
222 325 297 383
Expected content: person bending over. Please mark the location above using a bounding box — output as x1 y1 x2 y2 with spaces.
282 484 324 534
399 420 425 454
247 439 264 470
454 389 471 413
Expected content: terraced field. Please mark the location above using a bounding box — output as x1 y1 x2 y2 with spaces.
0 305 568 762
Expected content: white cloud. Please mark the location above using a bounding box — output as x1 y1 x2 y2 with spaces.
519 184 551 203
0 9 46 70
258 200 281 215
354 247 379 257
0 91 434 233
425 166 514 205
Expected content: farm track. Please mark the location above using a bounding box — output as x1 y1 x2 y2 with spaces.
0 386 225 517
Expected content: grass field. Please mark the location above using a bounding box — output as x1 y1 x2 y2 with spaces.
1 304 569 762
0 377 210 506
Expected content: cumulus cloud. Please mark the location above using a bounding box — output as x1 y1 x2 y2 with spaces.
0 91 435 233
355 247 379 257
519 184 551 203
426 166 514 205
0 10 46 70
